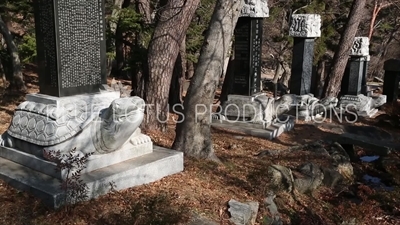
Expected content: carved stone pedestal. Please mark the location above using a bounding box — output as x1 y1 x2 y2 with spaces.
337 94 386 118
0 92 183 208
211 115 294 140
286 94 339 122
211 94 295 139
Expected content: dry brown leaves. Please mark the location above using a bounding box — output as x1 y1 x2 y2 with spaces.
0 73 399 224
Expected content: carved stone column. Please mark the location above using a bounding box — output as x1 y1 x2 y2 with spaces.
33 0 107 97
229 0 269 96
288 14 321 95
383 59 400 103
341 37 370 96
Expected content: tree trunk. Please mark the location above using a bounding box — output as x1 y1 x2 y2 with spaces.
169 37 186 106
368 1 379 40
0 16 26 92
323 0 366 97
186 60 194 79
109 0 126 35
131 0 152 96
219 55 234 104
141 0 200 131
172 0 244 160
368 1 393 40
136 0 152 23
112 0 131 78
278 62 290 88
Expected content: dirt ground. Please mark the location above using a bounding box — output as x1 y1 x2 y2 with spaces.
0 69 399 225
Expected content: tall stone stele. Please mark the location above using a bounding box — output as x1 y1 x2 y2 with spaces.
341 37 370 96
288 14 321 95
383 59 400 103
229 0 269 96
0 0 184 209
33 0 107 97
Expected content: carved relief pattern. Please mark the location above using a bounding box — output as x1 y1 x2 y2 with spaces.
289 14 321 38
350 37 370 56
240 0 269 18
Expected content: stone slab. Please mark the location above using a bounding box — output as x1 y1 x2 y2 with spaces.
26 91 120 109
332 133 400 156
0 135 153 179
227 94 256 102
27 91 120 104
211 115 294 140
0 146 183 208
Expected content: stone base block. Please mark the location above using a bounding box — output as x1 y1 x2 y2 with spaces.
26 91 121 118
0 146 183 208
335 107 379 118
211 115 294 140
27 91 120 107
0 134 153 179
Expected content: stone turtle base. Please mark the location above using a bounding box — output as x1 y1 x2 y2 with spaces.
211 115 295 140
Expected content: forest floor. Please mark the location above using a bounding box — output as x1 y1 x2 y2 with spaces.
0 66 400 225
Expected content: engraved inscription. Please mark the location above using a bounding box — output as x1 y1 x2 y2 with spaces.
340 95 360 102
234 76 247 85
57 0 103 88
250 19 262 94
36 0 58 88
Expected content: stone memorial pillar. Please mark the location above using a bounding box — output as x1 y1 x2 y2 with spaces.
383 59 400 103
33 0 107 97
341 37 370 96
229 0 269 96
288 14 321 95
338 45 387 118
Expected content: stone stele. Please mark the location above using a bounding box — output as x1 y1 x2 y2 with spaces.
350 37 370 56
289 14 321 38
240 0 269 18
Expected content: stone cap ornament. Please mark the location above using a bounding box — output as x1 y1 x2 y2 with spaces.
350 37 370 56
289 14 321 38
240 0 269 18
